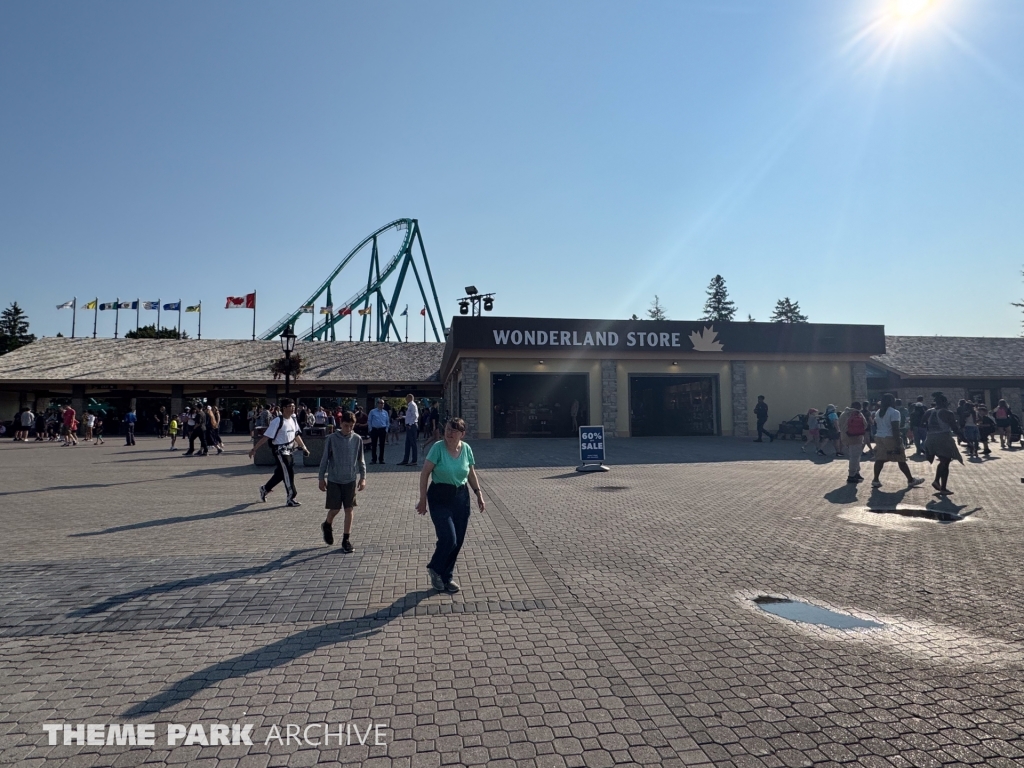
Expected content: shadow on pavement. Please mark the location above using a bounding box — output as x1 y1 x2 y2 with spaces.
70 548 328 617
123 590 433 718
69 502 262 538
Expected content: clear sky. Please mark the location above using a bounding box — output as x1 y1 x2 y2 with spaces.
2 0 1023 340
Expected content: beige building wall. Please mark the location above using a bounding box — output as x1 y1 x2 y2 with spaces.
615 359 733 436
476 358 602 438
745 362 853 433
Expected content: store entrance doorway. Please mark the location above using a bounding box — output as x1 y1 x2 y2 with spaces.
491 373 589 438
629 376 718 436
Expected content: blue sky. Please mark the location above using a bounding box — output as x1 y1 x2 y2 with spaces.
2 0 1023 340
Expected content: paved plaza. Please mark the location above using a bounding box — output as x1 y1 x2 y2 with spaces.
2 435 1024 768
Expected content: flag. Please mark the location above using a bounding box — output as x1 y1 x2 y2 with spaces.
400 306 408 317
320 305 333 315
225 296 246 308
245 292 256 309
300 305 314 314
163 302 180 311
142 301 160 310
57 300 74 310
186 304 201 313
129 301 139 310
118 302 132 310
84 300 97 310
99 302 118 310
339 306 352 316
358 306 372 316
420 307 426 316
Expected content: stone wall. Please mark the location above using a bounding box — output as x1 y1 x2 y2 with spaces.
731 362 748 437
601 360 618 436
460 358 479 439
850 362 868 403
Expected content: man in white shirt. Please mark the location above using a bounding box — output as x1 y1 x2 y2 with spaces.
398 394 420 466
249 398 311 507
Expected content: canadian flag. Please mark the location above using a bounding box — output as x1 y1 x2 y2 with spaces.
226 292 256 309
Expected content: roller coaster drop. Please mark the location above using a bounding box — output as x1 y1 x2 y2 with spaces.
260 219 446 343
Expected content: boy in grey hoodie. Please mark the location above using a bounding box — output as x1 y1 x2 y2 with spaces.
318 411 367 552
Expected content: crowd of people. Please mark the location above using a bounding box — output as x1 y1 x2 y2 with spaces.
756 392 1019 497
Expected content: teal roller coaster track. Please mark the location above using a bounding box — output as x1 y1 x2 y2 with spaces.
259 219 446 342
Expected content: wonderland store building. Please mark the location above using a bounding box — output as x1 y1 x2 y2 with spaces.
441 316 885 439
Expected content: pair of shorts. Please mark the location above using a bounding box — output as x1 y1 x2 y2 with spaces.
995 418 1011 428
325 481 356 510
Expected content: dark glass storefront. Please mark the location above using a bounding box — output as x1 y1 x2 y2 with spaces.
629 376 718 436
492 373 589 438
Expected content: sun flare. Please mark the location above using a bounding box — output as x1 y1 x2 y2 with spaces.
893 0 933 20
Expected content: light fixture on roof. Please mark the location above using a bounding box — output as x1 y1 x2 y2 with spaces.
464 286 478 295
458 287 495 317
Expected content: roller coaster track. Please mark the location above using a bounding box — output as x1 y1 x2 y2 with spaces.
259 218 447 342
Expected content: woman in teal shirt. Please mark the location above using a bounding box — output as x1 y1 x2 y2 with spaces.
416 417 485 593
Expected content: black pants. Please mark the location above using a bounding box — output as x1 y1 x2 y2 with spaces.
125 424 136 446
756 418 772 440
265 450 296 499
187 426 208 453
403 424 419 463
426 483 471 583
370 427 387 462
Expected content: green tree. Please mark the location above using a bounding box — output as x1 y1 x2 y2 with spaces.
0 302 36 355
629 313 640 321
701 275 736 322
125 324 189 339
647 295 669 321
769 297 808 323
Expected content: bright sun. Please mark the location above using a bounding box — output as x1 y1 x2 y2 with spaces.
893 0 933 20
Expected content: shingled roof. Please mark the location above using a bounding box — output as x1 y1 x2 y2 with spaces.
0 338 445 384
874 336 1024 379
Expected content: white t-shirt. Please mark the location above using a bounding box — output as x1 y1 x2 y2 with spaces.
405 401 419 425
874 407 901 439
87 414 96 427
265 415 299 449
314 410 327 425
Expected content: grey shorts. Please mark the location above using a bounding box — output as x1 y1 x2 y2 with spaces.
326 481 356 510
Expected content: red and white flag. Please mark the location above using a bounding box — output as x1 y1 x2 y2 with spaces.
226 292 256 309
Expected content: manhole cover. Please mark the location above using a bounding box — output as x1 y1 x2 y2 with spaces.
753 596 882 629
593 485 629 492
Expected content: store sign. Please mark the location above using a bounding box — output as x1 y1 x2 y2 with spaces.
447 317 886 356
579 426 605 464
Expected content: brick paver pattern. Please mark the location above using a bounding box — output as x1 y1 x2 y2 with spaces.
1 435 1023 767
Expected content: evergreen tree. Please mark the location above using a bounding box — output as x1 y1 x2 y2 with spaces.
0 302 36 355
647 295 668 321
701 275 736 322
747 314 756 322
769 297 808 323
125 324 189 339
629 313 640 321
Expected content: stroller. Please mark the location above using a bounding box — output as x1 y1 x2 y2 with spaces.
776 414 809 440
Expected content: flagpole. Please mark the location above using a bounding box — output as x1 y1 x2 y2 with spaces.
157 300 161 331
178 300 181 338
198 302 202 340
252 290 256 341
423 309 426 343
349 311 353 342
311 309 314 341
71 297 76 338
93 299 98 338
405 309 408 342
136 300 140 333
114 298 120 339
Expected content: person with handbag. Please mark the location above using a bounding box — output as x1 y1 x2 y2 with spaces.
416 417 485 593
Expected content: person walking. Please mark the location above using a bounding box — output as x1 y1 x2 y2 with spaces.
923 393 963 495
823 404 843 456
753 396 774 442
168 414 179 451
416 417 485 593
93 414 105 444
961 401 981 459
802 408 823 455
909 397 928 455
870 393 924 489
250 398 310 507
17 407 34 442
398 394 420 466
318 410 366 553
977 405 995 455
993 399 1013 448
85 411 95 443
838 401 868 483
208 405 224 454
124 407 137 446
367 398 390 464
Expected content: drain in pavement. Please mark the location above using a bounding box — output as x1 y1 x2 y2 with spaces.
592 485 630 492
753 596 883 629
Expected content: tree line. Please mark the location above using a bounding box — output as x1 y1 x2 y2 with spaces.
632 276 808 323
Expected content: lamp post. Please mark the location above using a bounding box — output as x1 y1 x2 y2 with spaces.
281 325 297 396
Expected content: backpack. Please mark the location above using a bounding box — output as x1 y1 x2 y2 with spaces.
846 411 866 437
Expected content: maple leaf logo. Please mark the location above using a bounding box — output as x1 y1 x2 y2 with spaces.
689 325 724 352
